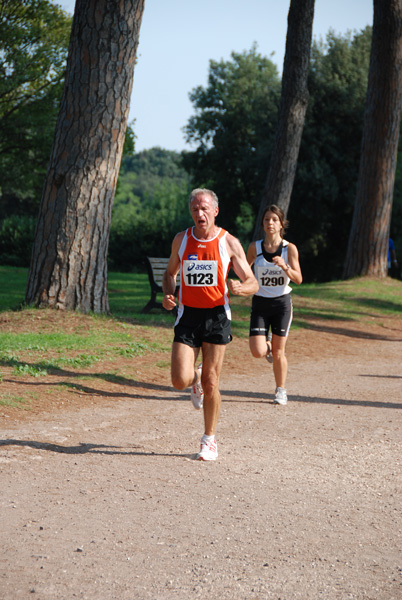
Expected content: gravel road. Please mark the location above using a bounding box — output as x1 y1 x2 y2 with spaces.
1 320 401 599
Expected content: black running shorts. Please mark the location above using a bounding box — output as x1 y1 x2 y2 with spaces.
174 305 232 348
249 293 293 338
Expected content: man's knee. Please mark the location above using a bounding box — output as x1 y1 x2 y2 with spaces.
171 372 191 390
201 370 220 396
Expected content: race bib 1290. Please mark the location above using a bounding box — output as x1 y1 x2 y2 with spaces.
256 265 285 288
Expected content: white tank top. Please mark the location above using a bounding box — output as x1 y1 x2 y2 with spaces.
254 239 292 298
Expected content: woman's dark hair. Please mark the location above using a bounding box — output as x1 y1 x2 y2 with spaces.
261 205 289 237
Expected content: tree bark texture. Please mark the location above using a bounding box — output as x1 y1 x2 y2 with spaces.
343 0 402 279
25 0 145 312
253 0 315 239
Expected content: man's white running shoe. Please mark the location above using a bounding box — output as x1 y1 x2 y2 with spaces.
190 365 204 410
274 387 288 405
197 437 218 461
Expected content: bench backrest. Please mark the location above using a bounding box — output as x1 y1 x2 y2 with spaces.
146 257 170 288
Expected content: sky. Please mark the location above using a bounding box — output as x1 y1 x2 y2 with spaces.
55 0 373 153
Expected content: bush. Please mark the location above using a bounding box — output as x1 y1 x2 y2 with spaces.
108 177 191 271
0 215 36 266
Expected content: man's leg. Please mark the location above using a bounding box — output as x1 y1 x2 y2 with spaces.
171 341 200 390
200 342 226 436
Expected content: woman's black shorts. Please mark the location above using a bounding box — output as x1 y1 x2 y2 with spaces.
249 293 293 338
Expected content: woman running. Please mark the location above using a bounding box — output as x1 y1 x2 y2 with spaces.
247 205 302 405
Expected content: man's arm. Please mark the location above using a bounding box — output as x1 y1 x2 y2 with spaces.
162 233 183 310
226 234 259 296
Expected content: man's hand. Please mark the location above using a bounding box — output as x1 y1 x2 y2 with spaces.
226 234 259 296
162 294 177 310
228 279 244 296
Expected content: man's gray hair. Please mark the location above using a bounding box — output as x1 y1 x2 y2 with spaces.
189 188 219 208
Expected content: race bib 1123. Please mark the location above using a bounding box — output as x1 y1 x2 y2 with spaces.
183 260 218 286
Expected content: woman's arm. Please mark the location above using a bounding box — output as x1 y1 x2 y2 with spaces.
272 242 302 285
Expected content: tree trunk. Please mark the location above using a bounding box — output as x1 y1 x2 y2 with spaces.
25 0 145 312
343 0 402 279
253 0 315 239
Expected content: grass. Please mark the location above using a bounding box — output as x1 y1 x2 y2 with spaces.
1 265 402 322
290 277 402 330
0 266 176 325
0 268 174 403
13 364 48 377
0 266 401 404
228 276 402 336
0 267 29 312
0 393 32 409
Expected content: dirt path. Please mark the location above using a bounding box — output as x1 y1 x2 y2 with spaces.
0 319 401 599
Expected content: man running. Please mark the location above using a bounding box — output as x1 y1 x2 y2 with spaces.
162 188 258 461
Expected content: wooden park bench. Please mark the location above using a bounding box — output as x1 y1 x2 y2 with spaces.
142 256 179 313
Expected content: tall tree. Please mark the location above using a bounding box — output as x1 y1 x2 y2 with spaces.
25 0 145 312
182 28 373 279
289 28 372 282
253 0 315 239
343 0 402 279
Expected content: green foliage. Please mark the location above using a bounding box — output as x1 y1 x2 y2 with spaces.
182 30 382 281
109 148 193 270
2 22 401 283
122 122 136 157
0 0 72 215
0 1 138 262
183 45 281 238
0 214 36 266
118 146 192 202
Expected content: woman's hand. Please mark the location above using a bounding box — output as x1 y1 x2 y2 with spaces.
272 256 287 271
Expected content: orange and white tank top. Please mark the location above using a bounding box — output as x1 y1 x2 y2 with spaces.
178 227 231 313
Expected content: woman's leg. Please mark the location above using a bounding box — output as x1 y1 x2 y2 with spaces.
271 334 288 389
249 334 270 358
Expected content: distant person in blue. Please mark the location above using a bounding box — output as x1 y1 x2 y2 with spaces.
388 239 400 279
